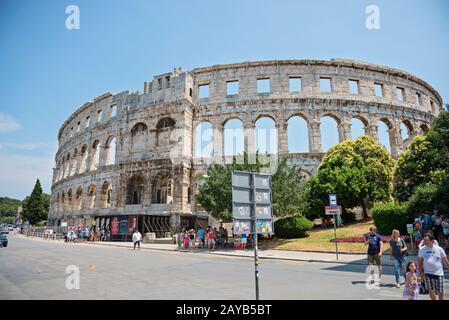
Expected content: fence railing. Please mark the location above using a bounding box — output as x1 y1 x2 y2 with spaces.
23 231 65 241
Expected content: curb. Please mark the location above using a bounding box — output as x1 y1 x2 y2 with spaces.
81 240 398 266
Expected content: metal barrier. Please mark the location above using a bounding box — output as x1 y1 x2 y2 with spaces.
23 232 66 241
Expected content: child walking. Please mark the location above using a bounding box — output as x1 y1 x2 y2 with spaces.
403 261 420 300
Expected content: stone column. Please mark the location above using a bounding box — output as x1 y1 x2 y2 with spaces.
244 123 256 161
389 121 402 159
338 120 352 142
308 119 322 153
366 124 379 141
277 123 288 154
212 123 223 164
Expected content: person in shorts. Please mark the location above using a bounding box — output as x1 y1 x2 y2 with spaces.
207 226 215 252
418 233 449 300
365 226 383 284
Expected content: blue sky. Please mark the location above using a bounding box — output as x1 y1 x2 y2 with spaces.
0 0 448 199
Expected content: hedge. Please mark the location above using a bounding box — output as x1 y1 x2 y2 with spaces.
372 202 409 235
274 215 313 239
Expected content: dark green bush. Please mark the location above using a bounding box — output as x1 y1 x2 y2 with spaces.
372 202 409 235
406 183 438 216
341 209 356 223
274 215 313 238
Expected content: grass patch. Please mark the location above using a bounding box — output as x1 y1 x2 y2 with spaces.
259 220 392 253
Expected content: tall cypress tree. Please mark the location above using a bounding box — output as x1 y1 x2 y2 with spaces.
23 179 47 225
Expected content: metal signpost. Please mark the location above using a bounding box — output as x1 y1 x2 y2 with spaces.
407 223 414 251
232 171 274 300
325 200 342 260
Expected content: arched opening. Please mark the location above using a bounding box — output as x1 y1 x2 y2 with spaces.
61 191 65 212
86 184 95 209
79 144 88 173
75 186 83 211
224 118 244 156
351 117 367 140
156 117 176 147
67 189 73 211
100 181 112 208
420 124 430 134
195 122 213 158
65 153 71 178
377 119 392 154
126 175 144 205
400 121 414 143
321 116 339 152
287 115 308 152
131 122 148 151
255 116 277 154
152 172 174 204
71 149 78 176
91 140 100 171
105 137 117 165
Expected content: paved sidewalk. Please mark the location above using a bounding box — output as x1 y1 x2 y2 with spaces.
80 239 406 266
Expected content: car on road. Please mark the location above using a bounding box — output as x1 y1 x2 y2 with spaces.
0 234 8 247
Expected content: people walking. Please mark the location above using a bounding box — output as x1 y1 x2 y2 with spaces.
132 230 142 250
389 229 408 288
189 229 195 251
207 226 216 252
418 233 449 300
413 221 423 250
241 233 247 251
197 226 204 249
442 215 449 250
403 261 420 300
365 226 383 284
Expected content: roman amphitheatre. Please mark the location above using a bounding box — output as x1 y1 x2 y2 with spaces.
47 59 442 239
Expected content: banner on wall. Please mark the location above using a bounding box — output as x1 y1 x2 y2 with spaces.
111 217 119 236
128 216 138 234
119 216 128 235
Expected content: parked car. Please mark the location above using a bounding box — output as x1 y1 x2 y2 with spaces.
0 234 8 247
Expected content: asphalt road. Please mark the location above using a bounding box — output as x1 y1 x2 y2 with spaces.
1 236 448 300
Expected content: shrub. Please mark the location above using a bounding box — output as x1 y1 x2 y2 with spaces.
406 183 438 216
372 202 409 235
274 215 313 239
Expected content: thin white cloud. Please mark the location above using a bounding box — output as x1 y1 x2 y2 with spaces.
0 112 22 133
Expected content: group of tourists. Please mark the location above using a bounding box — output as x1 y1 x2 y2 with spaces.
175 225 229 252
365 225 449 300
64 226 111 243
412 210 449 250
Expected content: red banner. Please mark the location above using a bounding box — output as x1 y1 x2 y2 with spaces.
111 217 119 236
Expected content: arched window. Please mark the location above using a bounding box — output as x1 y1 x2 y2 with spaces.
105 137 117 165
87 184 96 209
320 116 339 152
126 175 144 205
100 181 112 208
131 123 147 151
351 117 367 140
91 140 100 171
75 187 83 211
224 118 244 156
152 172 173 204
156 117 175 129
255 117 277 154
377 119 392 154
195 122 213 158
79 145 88 173
287 116 308 152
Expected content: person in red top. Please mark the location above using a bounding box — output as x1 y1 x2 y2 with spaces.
207 226 216 252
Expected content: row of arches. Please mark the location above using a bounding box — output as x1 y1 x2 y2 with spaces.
56 137 117 182
54 181 112 213
194 115 429 158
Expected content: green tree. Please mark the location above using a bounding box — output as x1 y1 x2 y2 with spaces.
393 111 449 202
196 153 304 221
300 136 394 219
22 179 48 225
